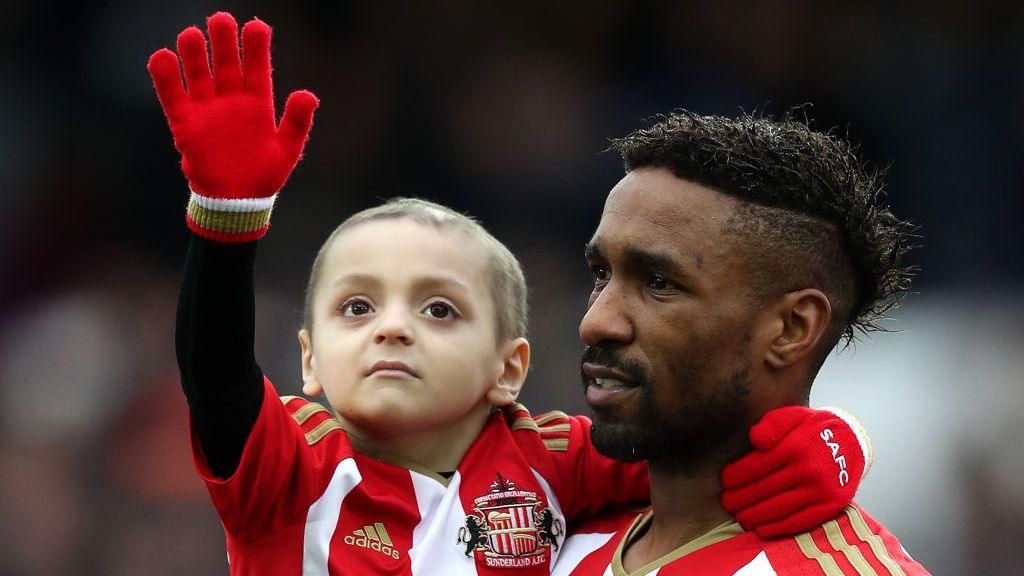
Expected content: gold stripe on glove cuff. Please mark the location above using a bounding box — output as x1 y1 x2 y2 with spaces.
188 197 273 234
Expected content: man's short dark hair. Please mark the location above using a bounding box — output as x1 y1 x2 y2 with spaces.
611 109 915 352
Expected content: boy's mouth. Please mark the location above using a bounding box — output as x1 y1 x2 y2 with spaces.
367 360 419 378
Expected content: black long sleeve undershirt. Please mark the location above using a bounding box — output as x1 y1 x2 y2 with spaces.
175 235 264 479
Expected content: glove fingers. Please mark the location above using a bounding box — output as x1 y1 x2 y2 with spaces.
721 448 786 490
278 90 320 154
147 48 187 117
734 487 819 529
749 405 814 450
207 12 242 94
721 468 799 514
176 26 214 99
754 501 845 540
241 18 272 96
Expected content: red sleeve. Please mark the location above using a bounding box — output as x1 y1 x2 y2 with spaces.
507 405 649 522
189 376 352 542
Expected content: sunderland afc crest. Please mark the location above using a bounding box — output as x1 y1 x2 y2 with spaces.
457 473 563 568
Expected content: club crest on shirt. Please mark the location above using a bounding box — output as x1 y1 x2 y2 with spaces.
457 473 563 568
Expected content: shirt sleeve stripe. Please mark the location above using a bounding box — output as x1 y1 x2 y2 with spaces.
537 423 572 434
290 402 329 426
534 411 569 425
845 507 906 576
511 418 541 432
542 438 569 452
795 533 845 575
305 419 343 445
823 519 878 575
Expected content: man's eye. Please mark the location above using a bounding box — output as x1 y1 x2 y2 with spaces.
648 275 670 291
591 266 610 282
342 299 374 317
424 302 455 320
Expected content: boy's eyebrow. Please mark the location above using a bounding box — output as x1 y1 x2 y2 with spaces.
330 273 382 289
329 273 474 299
410 274 474 298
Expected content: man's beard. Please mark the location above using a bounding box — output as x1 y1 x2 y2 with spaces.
582 344 751 473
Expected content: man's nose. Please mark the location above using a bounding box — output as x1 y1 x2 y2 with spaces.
373 307 414 345
579 285 634 346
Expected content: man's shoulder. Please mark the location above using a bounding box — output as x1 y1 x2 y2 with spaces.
755 503 930 575
557 504 931 576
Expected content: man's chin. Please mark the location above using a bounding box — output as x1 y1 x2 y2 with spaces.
589 419 649 462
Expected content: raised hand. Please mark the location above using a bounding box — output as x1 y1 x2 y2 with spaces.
720 405 872 539
148 12 319 242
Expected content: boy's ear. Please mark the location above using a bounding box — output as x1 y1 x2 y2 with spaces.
487 337 530 407
298 329 323 397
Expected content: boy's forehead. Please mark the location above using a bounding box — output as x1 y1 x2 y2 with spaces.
322 219 491 289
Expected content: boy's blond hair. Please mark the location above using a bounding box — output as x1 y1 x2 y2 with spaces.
303 198 529 342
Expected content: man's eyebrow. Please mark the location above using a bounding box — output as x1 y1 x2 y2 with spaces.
584 241 603 260
623 247 687 278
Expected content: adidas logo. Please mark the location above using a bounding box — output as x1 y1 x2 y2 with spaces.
343 522 401 560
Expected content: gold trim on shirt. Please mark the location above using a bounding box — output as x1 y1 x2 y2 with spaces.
795 533 845 575
823 518 877 575
611 511 744 576
846 506 906 576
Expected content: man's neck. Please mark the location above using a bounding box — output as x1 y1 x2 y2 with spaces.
621 460 733 572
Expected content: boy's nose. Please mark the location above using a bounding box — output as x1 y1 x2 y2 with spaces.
373 309 414 345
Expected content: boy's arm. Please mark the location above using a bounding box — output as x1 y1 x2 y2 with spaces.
175 237 261 480
151 12 318 480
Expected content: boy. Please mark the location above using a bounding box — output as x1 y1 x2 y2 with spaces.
150 12 873 575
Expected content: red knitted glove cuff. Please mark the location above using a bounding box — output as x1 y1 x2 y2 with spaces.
185 189 277 243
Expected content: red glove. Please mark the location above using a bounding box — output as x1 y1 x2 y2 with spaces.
720 405 872 539
147 12 319 242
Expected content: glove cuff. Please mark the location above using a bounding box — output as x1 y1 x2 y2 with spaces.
820 405 873 478
186 190 277 243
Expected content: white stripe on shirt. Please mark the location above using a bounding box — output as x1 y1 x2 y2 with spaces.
303 458 361 576
409 471 476 576
733 551 777 575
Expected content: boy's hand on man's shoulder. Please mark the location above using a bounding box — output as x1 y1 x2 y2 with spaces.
148 11 318 243
720 405 872 539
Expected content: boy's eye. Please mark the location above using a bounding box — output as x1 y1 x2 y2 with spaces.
424 302 455 320
342 299 374 317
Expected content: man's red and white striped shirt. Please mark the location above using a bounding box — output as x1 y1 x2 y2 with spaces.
191 377 649 575
551 503 930 575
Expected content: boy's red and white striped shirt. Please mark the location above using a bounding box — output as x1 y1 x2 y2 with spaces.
190 377 649 575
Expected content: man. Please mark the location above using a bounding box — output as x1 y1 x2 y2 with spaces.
558 111 928 575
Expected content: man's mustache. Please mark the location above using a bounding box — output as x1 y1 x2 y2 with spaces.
580 344 649 386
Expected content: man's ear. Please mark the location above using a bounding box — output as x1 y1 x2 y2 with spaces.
298 328 323 397
487 337 531 407
764 289 832 370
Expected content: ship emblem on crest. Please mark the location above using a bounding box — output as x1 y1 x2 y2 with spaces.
457 473 563 568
